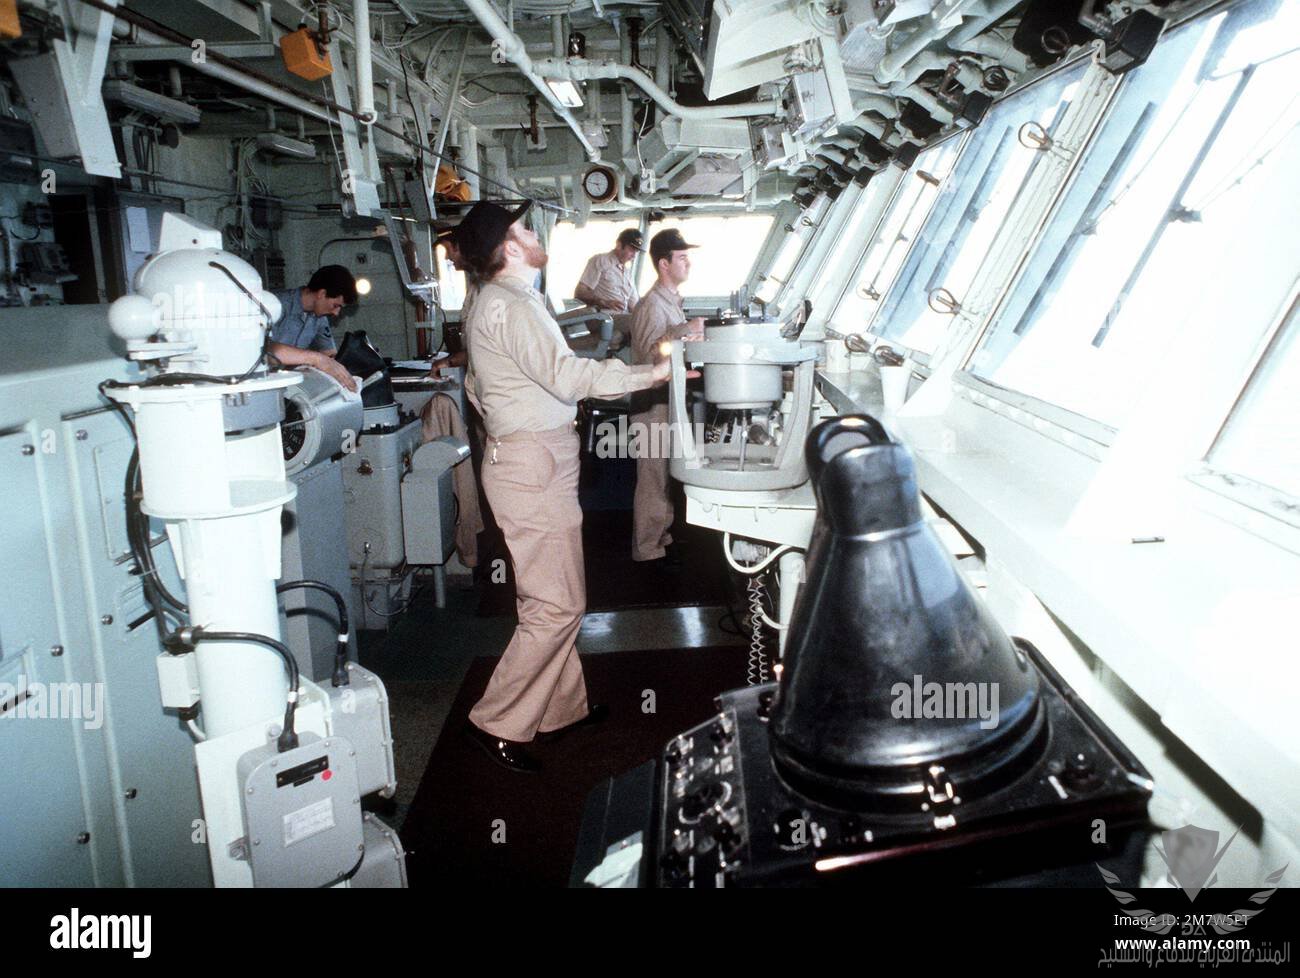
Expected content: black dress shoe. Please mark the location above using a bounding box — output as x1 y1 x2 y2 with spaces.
463 722 542 773
535 704 609 743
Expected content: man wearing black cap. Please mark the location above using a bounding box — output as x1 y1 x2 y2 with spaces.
628 228 705 563
455 200 671 773
574 227 643 313
268 264 359 391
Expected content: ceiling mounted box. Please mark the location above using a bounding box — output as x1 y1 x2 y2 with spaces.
639 116 751 176
668 156 744 196
703 0 818 99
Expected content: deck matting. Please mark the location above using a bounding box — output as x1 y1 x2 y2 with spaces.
400 644 751 887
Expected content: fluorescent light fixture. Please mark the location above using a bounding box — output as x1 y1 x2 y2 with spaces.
355 277 373 296
545 78 584 108
255 132 318 160
102 80 201 125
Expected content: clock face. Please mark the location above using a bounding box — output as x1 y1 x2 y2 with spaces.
583 167 614 201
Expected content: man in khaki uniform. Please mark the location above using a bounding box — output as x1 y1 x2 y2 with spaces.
628 228 705 563
574 228 643 313
456 201 670 773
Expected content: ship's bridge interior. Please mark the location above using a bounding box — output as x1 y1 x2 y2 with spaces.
0 0 1297 894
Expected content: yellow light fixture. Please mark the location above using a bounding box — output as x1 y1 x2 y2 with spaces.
355 276 372 296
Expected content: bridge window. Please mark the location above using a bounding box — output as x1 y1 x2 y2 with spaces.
638 214 776 300
867 58 1088 356
1203 287 1300 519
968 0 1300 430
834 135 965 332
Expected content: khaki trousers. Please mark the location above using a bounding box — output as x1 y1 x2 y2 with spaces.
468 424 590 742
632 401 674 562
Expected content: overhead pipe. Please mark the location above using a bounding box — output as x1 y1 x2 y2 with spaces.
887 50 953 91
462 124 482 198
552 14 566 57
353 0 376 123
102 4 519 201
899 84 954 125
435 39 470 158
534 58 782 120
874 0 982 85
620 21 635 157
654 23 672 91
851 93 899 118
462 0 602 161
950 33 1029 74
110 20 335 124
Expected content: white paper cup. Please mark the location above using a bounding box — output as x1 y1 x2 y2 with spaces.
879 363 911 413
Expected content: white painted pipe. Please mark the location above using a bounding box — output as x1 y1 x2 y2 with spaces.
354 0 376 124
552 13 565 57
620 21 635 157
950 33 1030 74
900 84 954 124
777 550 805 657
851 93 898 119
655 23 672 91
875 0 982 85
535 58 782 120
462 123 481 197
888 50 953 92
462 0 602 161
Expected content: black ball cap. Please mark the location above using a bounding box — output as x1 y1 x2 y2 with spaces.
616 228 645 252
454 199 532 267
649 227 698 266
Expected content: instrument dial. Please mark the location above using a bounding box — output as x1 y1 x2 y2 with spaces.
582 166 617 203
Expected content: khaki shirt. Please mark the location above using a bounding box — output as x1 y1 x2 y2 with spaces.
629 280 690 366
577 251 639 313
465 269 658 438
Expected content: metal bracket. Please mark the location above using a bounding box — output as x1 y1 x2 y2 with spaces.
112 41 278 62
380 211 438 304
10 0 121 177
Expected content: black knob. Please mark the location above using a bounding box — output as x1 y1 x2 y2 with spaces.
660 850 689 883
713 819 739 849
681 782 725 822
1061 752 1101 791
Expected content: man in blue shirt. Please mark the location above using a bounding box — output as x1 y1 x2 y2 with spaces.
268 264 359 390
